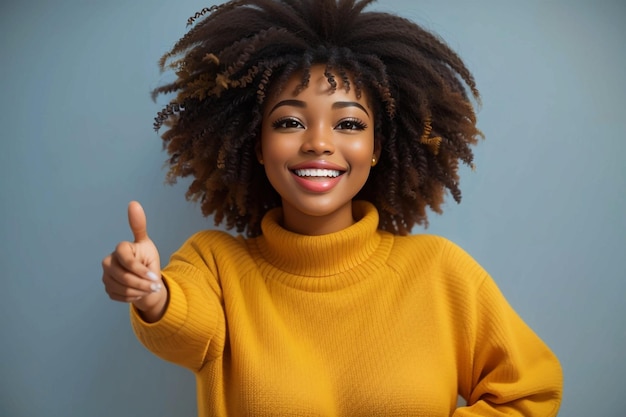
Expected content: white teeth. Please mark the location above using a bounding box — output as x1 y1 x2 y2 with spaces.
294 169 341 178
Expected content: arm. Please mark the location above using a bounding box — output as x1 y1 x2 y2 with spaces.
129 247 225 371
102 202 223 370
438 240 562 416
454 274 563 416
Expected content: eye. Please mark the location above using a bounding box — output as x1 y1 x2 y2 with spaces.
272 117 304 129
336 118 368 131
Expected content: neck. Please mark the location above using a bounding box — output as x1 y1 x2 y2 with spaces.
256 200 385 280
281 200 355 236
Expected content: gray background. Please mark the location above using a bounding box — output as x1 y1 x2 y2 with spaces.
1 1 624 416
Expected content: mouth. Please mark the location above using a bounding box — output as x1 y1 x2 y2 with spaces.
292 168 343 178
289 166 346 192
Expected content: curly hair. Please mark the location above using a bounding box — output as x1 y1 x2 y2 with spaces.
152 0 482 236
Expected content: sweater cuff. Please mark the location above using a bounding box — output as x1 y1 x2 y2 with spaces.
130 273 188 340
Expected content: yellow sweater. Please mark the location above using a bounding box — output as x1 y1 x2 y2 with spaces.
131 201 562 416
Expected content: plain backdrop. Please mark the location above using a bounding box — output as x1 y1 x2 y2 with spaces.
1 1 624 416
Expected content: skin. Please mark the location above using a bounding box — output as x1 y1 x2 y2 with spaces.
259 64 379 235
102 64 379 321
101 201 167 322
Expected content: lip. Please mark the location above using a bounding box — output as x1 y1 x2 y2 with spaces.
289 160 347 171
289 160 347 193
291 172 343 193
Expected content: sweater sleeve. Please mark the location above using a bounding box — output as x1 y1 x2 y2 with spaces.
129 232 226 371
449 245 563 416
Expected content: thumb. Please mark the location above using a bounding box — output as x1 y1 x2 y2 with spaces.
128 201 149 242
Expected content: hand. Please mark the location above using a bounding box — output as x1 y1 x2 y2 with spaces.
102 201 167 321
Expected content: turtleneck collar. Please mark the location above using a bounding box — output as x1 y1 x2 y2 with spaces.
250 201 391 288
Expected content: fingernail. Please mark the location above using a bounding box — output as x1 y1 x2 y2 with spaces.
150 283 162 293
147 271 159 281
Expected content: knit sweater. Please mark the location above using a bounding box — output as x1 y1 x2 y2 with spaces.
131 201 562 416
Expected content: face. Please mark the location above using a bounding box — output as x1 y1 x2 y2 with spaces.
259 64 378 235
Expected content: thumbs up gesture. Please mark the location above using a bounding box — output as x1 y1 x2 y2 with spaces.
102 202 167 322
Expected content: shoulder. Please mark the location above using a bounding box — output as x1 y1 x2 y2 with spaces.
169 229 253 269
388 233 489 287
388 233 466 263
184 229 244 249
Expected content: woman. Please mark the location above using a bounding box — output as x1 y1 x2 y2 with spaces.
102 1 562 415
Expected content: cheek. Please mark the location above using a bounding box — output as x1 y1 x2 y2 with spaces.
260 123 301 159
261 136 296 164
345 137 375 164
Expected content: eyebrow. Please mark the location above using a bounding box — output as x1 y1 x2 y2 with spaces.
268 99 370 117
333 101 370 116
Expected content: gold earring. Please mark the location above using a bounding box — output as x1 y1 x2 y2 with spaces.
259 159 264 165
371 156 377 167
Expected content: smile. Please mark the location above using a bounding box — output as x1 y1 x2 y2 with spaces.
290 169 344 193
293 169 342 178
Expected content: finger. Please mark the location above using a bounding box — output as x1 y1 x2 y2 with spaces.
106 258 162 292
103 271 161 301
111 241 158 282
113 240 140 272
103 277 163 302
128 201 149 243
103 277 149 302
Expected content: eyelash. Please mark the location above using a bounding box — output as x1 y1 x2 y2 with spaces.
271 117 368 131
272 117 303 129
337 118 368 131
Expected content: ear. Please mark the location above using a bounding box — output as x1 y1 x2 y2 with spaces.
373 137 382 161
370 138 383 167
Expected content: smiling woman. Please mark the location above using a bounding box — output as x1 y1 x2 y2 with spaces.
149 0 482 238
100 1 563 416
259 64 377 235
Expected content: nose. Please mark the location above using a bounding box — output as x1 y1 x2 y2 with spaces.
301 125 335 155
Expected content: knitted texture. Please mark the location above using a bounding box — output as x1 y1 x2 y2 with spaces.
131 201 562 416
